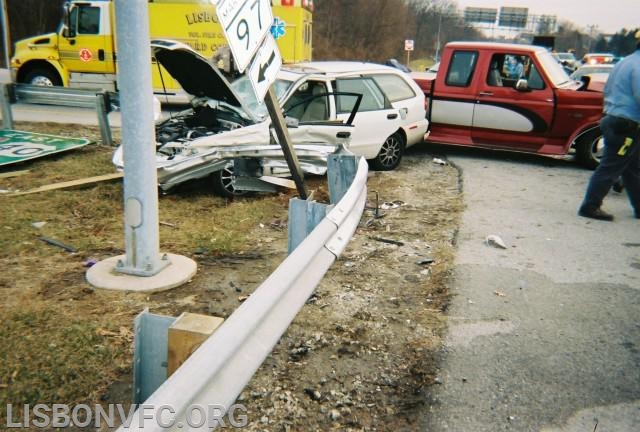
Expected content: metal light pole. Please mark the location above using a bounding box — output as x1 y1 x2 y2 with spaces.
435 13 442 62
112 0 168 276
1 0 11 68
87 0 196 292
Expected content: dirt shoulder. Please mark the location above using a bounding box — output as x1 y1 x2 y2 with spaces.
234 157 462 431
0 123 462 431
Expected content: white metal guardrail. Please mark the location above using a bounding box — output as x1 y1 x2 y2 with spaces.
118 156 368 431
0 83 114 145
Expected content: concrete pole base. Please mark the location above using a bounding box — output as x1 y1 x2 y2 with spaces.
86 253 197 293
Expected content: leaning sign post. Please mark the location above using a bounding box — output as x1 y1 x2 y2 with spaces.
214 0 307 199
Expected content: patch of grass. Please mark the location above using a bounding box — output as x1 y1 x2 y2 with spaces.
0 123 297 413
0 306 129 407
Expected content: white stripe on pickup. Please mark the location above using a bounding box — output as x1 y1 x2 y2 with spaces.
431 99 534 132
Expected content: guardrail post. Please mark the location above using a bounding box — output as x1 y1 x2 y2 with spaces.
327 154 358 204
133 309 176 404
287 198 331 254
0 83 13 129
95 91 113 146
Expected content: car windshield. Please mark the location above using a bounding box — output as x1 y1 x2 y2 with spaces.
556 53 575 61
537 50 572 86
230 75 295 120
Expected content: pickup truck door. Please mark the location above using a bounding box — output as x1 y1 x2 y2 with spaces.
471 55 555 151
428 50 478 145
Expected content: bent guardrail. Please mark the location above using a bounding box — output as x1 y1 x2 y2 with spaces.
119 155 368 431
0 83 114 145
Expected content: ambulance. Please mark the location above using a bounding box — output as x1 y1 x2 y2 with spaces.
9 0 313 102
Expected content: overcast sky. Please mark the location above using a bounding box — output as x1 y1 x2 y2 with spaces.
454 0 639 34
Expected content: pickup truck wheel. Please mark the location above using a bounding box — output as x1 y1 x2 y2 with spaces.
211 162 251 198
24 68 62 87
369 132 405 171
575 129 604 170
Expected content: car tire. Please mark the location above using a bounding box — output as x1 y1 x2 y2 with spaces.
575 128 603 170
24 68 62 87
368 132 405 171
211 162 251 198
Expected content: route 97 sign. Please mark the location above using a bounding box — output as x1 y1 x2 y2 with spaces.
215 0 273 73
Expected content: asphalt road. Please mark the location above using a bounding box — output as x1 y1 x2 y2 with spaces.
410 145 640 431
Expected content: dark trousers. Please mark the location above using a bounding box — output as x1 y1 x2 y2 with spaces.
580 115 640 214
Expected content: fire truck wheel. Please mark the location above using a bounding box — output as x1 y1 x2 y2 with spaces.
25 69 62 87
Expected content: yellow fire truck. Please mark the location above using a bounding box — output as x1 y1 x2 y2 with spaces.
10 0 312 101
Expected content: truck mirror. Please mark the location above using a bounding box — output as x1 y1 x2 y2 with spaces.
515 79 529 91
62 3 75 38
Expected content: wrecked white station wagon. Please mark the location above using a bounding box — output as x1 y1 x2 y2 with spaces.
112 40 428 197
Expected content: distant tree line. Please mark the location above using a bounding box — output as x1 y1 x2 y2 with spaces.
546 22 639 58
312 0 484 63
1 0 638 68
1 0 66 67
593 29 640 57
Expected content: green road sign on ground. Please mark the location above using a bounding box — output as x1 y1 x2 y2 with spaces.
0 130 92 167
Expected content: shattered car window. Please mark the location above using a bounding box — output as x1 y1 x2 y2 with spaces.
231 76 294 120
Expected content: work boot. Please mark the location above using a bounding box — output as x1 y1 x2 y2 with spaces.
578 207 614 221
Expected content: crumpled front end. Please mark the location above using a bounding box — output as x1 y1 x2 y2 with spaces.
112 105 348 191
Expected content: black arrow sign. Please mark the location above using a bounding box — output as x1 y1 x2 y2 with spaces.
258 51 277 82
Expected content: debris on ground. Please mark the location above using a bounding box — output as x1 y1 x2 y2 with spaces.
485 234 508 249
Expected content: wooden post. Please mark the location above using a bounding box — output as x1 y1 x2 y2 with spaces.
167 312 224 376
264 86 307 199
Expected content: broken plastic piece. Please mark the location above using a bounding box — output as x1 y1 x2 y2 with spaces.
485 234 507 249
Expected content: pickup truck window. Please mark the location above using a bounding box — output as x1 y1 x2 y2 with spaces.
526 64 545 90
371 74 416 102
488 53 544 89
445 51 478 87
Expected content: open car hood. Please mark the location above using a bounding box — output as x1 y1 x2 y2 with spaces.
151 39 243 109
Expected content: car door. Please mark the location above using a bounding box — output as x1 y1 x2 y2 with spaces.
471 52 555 151
282 80 356 151
332 76 403 160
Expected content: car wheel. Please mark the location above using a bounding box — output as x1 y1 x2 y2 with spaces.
24 68 62 87
368 132 405 171
575 128 604 170
211 162 251 198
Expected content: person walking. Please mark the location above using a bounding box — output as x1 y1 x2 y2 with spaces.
578 31 640 221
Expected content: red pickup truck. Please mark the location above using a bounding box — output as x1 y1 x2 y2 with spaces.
411 42 605 168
